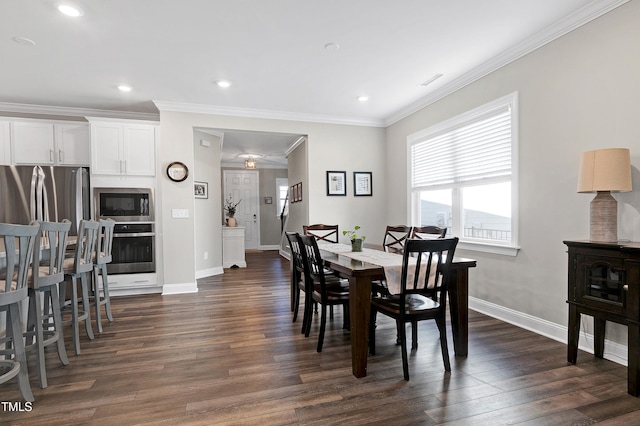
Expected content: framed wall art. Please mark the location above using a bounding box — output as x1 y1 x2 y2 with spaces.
194 181 208 199
354 172 372 196
326 171 346 196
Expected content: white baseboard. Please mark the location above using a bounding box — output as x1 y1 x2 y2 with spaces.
162 281 198 295
469 296 629 367
258 245 280 250
196 267 224 279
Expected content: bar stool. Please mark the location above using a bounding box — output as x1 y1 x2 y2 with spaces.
24 220 71 388
91 219 115 333
61 219 99 355
0 222 40 402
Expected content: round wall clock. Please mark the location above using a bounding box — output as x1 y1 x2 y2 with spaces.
166 161 189 182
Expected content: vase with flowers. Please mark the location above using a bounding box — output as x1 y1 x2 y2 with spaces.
224 196 242 227
343 225 365 252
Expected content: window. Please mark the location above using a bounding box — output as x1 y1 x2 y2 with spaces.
408 92 518 256
276 178 288 218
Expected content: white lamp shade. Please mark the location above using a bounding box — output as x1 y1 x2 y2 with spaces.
577 148 632 193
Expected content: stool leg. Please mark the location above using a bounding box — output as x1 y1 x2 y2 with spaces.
101 266 113 324
49 284 69 365
28 288 47 388
8 303 34 402
92 267 103 333
70 276 81 355
80 272 94 340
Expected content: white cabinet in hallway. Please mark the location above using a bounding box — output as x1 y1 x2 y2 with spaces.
222 226 246 268
89 118 157 176
0 120 9 165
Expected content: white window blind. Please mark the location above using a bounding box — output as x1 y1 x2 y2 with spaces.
411 105 512 189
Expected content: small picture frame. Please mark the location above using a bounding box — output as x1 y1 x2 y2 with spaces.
264 196 273 204
354 172 372 196
194 181 208 199
326 171 346 196
296 182 303 202
290 185 297 203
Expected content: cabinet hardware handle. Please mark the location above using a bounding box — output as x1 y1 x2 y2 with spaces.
58 149 63 163
623 285 629 291
49 149 53 162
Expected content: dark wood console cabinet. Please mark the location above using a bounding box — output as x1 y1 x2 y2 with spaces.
564 240 640 396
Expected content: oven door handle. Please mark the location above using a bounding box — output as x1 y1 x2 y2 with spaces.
113 232 156 238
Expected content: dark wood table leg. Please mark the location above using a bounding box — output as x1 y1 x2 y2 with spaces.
567 304 580 363
448 266 469 356
349 275 371 378
594 317 606 358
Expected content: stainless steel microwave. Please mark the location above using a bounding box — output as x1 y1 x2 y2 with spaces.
94 187 154 222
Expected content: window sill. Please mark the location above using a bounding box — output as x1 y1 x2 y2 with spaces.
458 240 520 257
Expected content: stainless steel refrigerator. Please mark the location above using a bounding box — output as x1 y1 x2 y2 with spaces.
0 165 90 235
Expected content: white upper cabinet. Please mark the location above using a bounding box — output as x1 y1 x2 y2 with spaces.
11 120 90 166
0 120 10 165
90 119 156 176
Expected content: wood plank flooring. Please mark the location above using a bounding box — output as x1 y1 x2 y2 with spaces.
2 250 640 425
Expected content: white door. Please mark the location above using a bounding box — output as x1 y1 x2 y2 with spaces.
224 170 259 249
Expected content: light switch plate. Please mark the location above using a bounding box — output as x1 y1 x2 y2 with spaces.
172 208 189 219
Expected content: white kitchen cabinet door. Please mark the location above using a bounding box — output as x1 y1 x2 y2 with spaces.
123 125 156 176
0 120 10 165
12 121 55 165
55 123 90 165
91 122 124 175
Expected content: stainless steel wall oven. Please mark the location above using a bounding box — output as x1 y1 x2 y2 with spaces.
94 187 155 274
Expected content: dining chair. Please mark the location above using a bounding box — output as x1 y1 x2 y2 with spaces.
411 225 447 240
303 224 339 244
61 219 99 355
24 220 71 389
0 222 40 402
369 237 459 380
371 225 413 298
297 234 350 352
285 231 309 333
91 218 115 333
382 225 413 254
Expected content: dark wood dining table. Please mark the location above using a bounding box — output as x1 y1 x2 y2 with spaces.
318 244 477 378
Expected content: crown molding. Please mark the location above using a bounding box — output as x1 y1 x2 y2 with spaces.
153 101 385 128
384 0 630 126
0 101 159 121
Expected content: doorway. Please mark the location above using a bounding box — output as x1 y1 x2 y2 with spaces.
223 170 260 249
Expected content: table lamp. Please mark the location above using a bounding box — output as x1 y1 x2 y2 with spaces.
577 148 632 242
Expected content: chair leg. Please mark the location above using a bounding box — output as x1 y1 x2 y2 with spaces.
80 273 95 340
92 268 103 333
342 302 350 330
8 303 34 402
398 320 410 381
292 284 300 323
102 267 113 323
411 320 418 350
436 317 451 372
27 288 47 388
317 304 327 353
49 285 69 366
369 308 377 355
70 276 81 355
303 294 313 337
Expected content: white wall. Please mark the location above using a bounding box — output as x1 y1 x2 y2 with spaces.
386 1 640 353
158 111 386 294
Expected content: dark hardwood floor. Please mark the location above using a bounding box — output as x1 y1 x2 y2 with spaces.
2 250 640 425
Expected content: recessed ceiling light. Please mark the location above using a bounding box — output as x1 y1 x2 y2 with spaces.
118 85 132 92
58 4 84 17
217 80 232 88
324 42 340 51
357 96 369 102
12 37 36 46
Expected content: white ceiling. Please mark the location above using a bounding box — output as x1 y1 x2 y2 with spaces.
0 0 624 164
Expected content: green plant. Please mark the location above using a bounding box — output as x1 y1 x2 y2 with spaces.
343 225 365 241
224 196 242 217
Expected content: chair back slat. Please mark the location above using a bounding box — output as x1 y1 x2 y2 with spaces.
73 220 99 274
285 232 305 276
96 219 115 265
33 220 71 289
1 222 39 302
303 224 339 244
297 234 329 293
382 225 412 254
400 238 459 310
